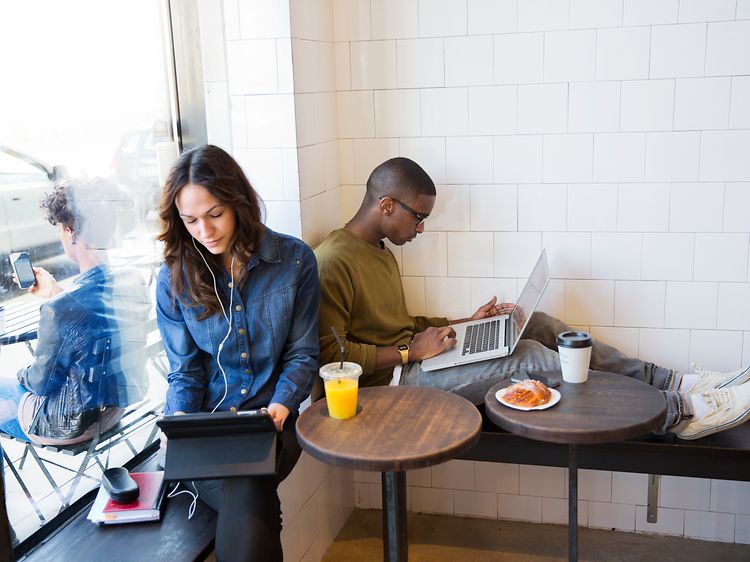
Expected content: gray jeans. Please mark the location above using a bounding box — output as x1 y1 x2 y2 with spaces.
401 312 691 434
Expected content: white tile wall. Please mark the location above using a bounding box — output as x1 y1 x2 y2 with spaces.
594 133 646 182
650 23 707 78
518 184 566 231
454 490 498 519
620 79 675 132
468 0 517 35
397 39 444 88
493 136 543 183
567 183 617 231
674 78 731 130
470 185 517 232
445 35 493 87
690 329 744 372
684 510 736 542
595 27 650 80
730 77 750 129
517 0 570 32
571 0 623 28
569 81 620 133
588 501 635 532
614 281 666 327
446 136 493 184
591 233 642 279
543 135 594 183
699 130 750 182
350 40 397 90
494 33 544 84
635 506 685 536
664 282 718 328
518 84 568 135
421 88 468 136
498 494 543 523
706 20 750 76
565 280 615 326
645 132 701 182
544 30 596 83
542 498 588 526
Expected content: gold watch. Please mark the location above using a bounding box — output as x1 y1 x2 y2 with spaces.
397 343 410 365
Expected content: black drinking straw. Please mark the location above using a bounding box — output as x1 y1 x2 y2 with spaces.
330 326 344 369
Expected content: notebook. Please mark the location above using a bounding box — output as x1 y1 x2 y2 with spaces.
420 250 550 372
88 471 166 524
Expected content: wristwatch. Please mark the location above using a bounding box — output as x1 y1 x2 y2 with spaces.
397 343 410 365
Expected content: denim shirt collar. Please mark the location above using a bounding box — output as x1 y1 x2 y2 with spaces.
247 226 282 270
73 263 110 286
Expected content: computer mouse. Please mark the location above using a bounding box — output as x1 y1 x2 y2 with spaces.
102 467 139 503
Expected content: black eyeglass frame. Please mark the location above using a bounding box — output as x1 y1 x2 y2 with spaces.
378 195 428 226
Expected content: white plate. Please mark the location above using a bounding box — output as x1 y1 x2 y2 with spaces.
495 387 561 411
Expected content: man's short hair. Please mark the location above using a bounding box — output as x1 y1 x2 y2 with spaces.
365 157 436 202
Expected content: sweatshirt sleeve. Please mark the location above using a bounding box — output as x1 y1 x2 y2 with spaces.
411 315 450 332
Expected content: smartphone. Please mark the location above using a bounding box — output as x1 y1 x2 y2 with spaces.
9 252 36 289
510 372 561 388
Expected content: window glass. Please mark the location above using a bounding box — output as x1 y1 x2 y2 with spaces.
0 1 174 546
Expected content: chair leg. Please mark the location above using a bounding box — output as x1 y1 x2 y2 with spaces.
2 448 46 525
62 437 100 508
25 446 67 506
18 443 30 470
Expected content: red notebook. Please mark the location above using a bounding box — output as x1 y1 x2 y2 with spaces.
103 471 165 513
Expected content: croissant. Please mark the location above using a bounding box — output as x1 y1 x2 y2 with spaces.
502 380 551 407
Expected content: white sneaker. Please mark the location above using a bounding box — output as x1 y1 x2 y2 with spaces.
685 364 750 394
676 383 750 440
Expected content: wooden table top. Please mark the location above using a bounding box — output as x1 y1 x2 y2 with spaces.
484 370 666 445
296 386 482 472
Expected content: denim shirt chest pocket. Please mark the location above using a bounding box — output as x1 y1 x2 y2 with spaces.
244 268 295 361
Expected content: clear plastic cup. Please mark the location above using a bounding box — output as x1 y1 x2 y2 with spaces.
319 362 362 419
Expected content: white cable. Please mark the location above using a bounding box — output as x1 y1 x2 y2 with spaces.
167 481 199 520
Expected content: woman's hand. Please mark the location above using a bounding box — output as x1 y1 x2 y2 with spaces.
27 267 64 299
267 402 290 432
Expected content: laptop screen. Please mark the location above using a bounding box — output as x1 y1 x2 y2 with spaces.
509 250 549 352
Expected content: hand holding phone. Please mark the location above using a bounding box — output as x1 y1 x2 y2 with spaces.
9 252 36 289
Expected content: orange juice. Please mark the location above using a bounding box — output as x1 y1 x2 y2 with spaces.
324 378 359 419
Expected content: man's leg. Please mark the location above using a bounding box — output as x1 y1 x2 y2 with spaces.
0 379 27 440
402 339 562 405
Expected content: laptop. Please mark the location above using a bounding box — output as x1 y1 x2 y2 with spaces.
420 250 550 372
157 410 277 481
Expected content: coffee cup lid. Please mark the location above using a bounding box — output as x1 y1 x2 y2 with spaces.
556 331 593 348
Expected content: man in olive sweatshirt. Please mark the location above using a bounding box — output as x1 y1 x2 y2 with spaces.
314 157 750 439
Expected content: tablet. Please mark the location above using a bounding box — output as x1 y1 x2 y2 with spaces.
157 410 277 481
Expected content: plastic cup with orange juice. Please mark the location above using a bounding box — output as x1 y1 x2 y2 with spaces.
320 362 362 419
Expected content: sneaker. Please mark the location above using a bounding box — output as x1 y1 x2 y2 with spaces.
676 383 750 440
686 364 750 394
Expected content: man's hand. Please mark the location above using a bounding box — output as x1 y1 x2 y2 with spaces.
410 326 457 362
267 402 290 432
468 297 515 322
27 267 63 299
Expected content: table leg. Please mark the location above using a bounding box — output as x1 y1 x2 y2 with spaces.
381 471 407 562
569 444 578 562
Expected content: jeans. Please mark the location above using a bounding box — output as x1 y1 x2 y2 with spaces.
193 415 302 562
0 379 27 440
402 312 691 434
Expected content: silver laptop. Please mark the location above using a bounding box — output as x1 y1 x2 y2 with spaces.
420 250 549 372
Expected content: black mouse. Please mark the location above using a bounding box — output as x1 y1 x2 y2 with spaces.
102 467 139 503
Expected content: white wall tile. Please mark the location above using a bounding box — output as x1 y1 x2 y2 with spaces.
670 182 724 233
518 184 566 231
397 38 444 88
429 185 471 231
594 133 646 182
418 0 467 37
468 0 517 34
618 183 670 232
291 0 334 41
498 494 543 523
711 479 750 515
471 185 518 232
494 135 543 183
475 461 519 494
245 94 297 148
448 232 494 277
227 40 278 95
724 183 750 232
706 20 750 76
570 0 622 28
297 144 325 200
646 132 701 183
543 232 592 279
301 189 341 247
544 29 596 82
543 498 588 526
350 40 397 90
638 328 690 371
276 39 294 94
620 79 675 132
566 280 615 326
518 84 568 135
402 231 448 276
454 490 498 519
743 332 750 367
577 469 612 502
635 506 685 536
567 183 617 231
665 282 718 328
371 0 418 39
333 0 371 42
718 283 750 330
543 135 594 184
337 91 374 139
338 140 355 184
590 326 640 358
469 86 517 135
411 486 454 514
538 278 567 320
223 0 240 40
588 502 635 531
674 78 731 131
518 0 570 32
236 148 285 201
494 232 543 277
736 515 750 545
470 278 519 312
402 276 426 317
431 460 475 490
518 465 565 498
569 82 621 133
591 233 642 280
730 77 750 130
205 81 231 150
612 472 648 505
679 0 736 23
690 329 744 372
421 88 469 136
230 94 248 148
659 475 711 510
446 137 493 184
494 33 544 84
265 200 302 237
695 234 749 282
684 510 736 542
425 277 471 319
642 233 695 280
614 281 666 327
369 483 383 509
406 467 432 487
239 0 290 39
445 35 493 87
650 23 707 78
740 0 750 19
623 0 677 26
596 27 651 80
352 138 399 184
400 137 447 184
374 89 420 137
334 43 351 90
699 131 750 182
354 482 370 508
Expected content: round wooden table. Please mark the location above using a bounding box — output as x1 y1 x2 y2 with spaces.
297 386 482 562
484 370 666 562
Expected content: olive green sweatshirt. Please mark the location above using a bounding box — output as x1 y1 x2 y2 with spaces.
315 228 448 388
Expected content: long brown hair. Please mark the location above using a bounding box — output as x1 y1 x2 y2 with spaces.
158 145 264 318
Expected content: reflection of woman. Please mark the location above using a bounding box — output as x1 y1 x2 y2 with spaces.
156 145 319 562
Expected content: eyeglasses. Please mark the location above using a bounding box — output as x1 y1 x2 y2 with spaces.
379 196 428 226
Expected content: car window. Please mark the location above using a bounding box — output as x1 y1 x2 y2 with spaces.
0 151 48 181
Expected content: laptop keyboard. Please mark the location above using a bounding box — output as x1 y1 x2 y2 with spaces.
462 319 502 356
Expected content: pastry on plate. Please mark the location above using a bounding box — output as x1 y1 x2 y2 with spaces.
502 380 551 408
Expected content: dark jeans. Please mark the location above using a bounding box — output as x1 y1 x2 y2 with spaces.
194 416 301 562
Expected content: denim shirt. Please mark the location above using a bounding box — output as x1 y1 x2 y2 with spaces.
156 227 320 415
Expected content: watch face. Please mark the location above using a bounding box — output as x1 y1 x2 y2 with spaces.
398 344 408 351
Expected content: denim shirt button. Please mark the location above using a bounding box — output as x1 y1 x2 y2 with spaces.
245 369 250 374
240 388 247 395
235 305 242 312
230 406 237 412
239 328 245 335
241 352 248 359
228 282 234 288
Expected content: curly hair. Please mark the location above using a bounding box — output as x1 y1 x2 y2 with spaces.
39 182 75 230
157 145 265 319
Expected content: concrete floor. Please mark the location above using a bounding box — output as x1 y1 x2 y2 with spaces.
322 509 750 562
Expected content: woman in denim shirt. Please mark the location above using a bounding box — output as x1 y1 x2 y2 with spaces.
156 145 319 562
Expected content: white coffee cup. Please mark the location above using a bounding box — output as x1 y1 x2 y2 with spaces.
557 331 593 383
